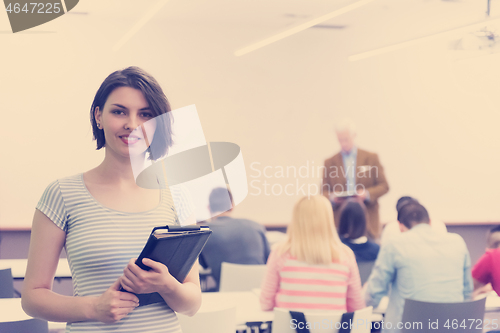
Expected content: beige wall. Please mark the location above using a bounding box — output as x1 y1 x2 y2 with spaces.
1 2 500 228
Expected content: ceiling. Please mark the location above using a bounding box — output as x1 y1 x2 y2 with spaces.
1 0 495 56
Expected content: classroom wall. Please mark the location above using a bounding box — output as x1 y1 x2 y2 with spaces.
0 225 492 267
1 2 500 229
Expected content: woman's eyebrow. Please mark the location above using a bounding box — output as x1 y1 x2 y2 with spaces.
111 103 151 111
111 103 127 109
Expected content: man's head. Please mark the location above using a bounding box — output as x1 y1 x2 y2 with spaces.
397 202 430 231
335 119 357 153
396 196 418 213
208 187 233 217
338 199 368 240
486 225 500 250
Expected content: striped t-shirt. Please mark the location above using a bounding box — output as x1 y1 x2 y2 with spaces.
36 173 193 333
260 245 365 312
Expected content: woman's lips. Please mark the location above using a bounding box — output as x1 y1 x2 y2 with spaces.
120 135 140 145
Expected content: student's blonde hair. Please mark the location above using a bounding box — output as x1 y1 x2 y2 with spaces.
279 195 344 265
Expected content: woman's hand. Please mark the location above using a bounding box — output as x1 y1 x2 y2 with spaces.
91 279 140 323
121 258 201 316
120 258 180 295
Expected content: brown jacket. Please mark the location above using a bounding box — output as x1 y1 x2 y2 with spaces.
322 148 389 238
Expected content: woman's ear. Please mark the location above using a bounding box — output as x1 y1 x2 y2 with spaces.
95 107 105 130
94 106 102 123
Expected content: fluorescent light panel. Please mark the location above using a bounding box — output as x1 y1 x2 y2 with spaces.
234 0 375 57
113 0 169 52
349 16 500 62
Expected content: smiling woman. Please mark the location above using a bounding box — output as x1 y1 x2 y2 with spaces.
94 87 157 159
90 67 173 161
20 67 201 333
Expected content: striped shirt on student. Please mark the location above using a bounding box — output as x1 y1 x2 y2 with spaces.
260 245 365 312
36 174 194 333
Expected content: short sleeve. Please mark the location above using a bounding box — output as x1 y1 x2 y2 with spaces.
472 251 493 285
36 180 68 231
260 248 286 311
170 184 195 225
343 246 366 311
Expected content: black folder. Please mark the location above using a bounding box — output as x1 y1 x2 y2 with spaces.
127 225 212 306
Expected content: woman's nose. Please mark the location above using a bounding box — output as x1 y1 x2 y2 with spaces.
124 115 141 130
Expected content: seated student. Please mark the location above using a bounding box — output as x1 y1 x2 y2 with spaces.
260 195 365 312
365 202 472 333
338 199 380 262
200 188 270 291
380 196 447 246
472 225 500 296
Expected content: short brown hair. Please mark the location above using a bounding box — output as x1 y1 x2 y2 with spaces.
397 202 429 229
90 66 173 160
338 199 368 239
208 188 233 213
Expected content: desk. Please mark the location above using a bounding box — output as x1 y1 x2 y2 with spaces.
0 258 73 297
373 295 500 314
199 292 500 332
0 258 71 278
373 295 500 333
0 298 66 331
0 293 269 332
201 291 274 325
200 291 383 326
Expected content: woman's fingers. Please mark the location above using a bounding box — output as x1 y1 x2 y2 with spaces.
118 288 139 303
119 276 137 294
118 299 139 309
141 258 164 273
110 278 123 291
123 266 139 283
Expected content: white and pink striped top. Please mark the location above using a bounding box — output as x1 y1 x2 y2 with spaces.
260 245 365 312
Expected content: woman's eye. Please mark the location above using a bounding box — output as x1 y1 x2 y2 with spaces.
142 113 154 118
112 109 125 115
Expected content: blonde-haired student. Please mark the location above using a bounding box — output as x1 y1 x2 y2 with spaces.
260 195 365 312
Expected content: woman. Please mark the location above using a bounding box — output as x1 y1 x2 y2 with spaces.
21 67 201 332
338 199 380 262
260 195 365 312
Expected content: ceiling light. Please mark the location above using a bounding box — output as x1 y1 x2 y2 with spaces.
113 0 169 52
348 16 500 61
234 0 375 57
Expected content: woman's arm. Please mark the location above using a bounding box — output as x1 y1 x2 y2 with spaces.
344 249 366 311
259 249 282 311
472 279 492 299
22 210 139 323
121 258 202 316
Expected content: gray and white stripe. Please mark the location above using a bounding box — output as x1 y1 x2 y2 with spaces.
37 174 192 333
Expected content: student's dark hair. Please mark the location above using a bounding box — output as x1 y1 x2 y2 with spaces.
396 196 418 213
90 66 173 160
338 199 368 240
490 225 500 234
487 225 500 249
397 202 429 229
208 187 233 213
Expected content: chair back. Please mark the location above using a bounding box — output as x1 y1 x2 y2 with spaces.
0 318 49 333
356 261 375 285
219 262 267 292
177 303 236 333
265 231 287 247
273 306 372 333
401 298 486 332
0 268 15 298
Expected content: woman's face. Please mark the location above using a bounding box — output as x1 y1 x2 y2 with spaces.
95 86 157 159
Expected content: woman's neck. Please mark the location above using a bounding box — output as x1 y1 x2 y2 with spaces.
94 149 146 184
